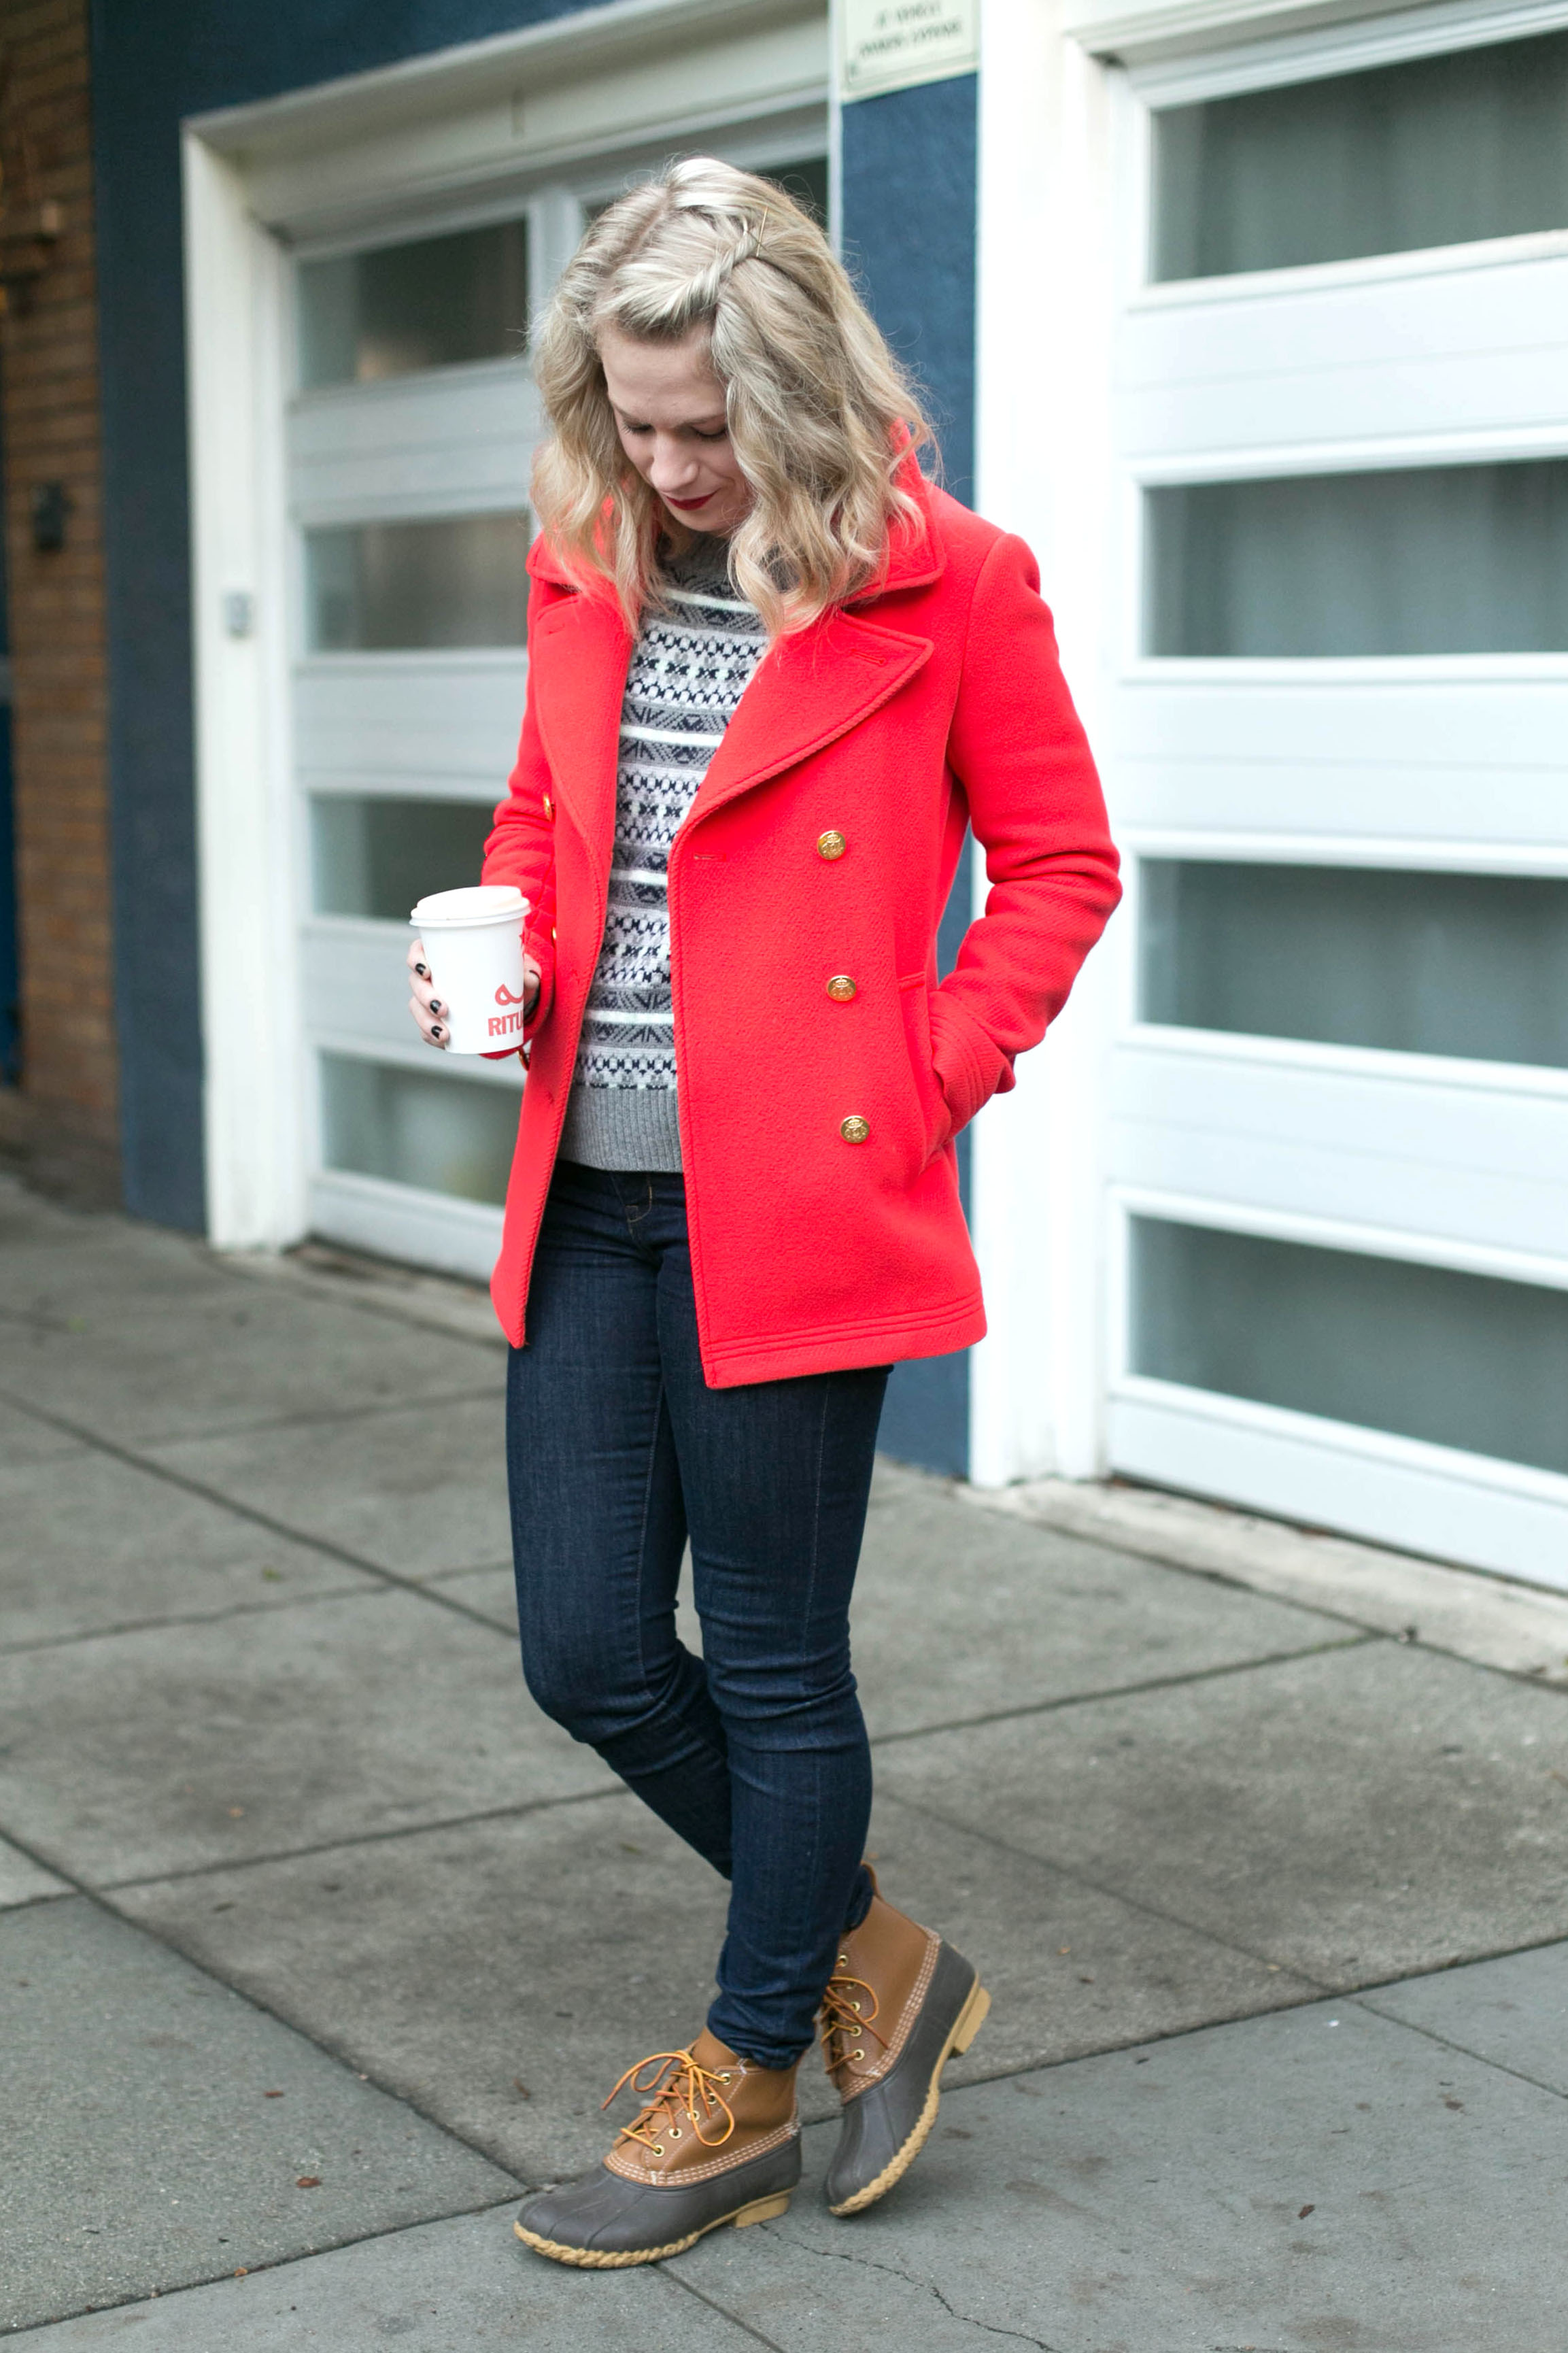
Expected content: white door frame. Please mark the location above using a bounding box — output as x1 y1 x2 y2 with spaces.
972 0 1123 1486
182 0 830 1255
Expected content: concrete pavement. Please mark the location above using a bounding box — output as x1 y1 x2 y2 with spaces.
3 1170 1567 2348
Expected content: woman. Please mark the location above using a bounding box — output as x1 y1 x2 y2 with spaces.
408 157 1120 2268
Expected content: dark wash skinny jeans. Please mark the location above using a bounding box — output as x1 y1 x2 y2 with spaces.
506 1159 885 2069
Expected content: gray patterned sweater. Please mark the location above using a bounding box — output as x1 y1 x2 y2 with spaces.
558 537 767 1172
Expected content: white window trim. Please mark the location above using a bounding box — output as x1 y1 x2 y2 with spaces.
184 133 303 1255
1129 434 1568 483
1122 1021 1568 1106
1065 0 1568 78
185 0 828 1253
1120 830 1568 879
1123 0 1568 99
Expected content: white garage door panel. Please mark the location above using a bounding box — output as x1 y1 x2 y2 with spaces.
1122 345 1568 467
260 101 830 1292
1119 250 1568 460
1111 1118 1568 1265
309 1172 505 1287
1112 758 1566 849
1097 46 1568 1578
1112 675 1568 785
1110 1045 1568 1256
294 654 528 782
1111 1038 1568 1168
1124 249 1568 388
288 359 538 520
1107 1383 1568 1589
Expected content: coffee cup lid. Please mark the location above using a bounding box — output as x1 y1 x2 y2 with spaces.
410 884 528 929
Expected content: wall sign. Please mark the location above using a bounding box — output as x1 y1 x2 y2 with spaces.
838 0 978 99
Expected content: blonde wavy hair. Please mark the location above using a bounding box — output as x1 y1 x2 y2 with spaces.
530 156 934 636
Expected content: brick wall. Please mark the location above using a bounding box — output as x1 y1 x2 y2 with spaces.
0 0 117 1189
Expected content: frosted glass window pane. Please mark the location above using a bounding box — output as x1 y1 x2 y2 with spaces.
321 1055 517 1207
298 221 528 387
1132 1219 1568 1476
306 515 529 651
1140 862 1568 1069
1153 31 1568 280
312 798 492 921
1146 464 1568 656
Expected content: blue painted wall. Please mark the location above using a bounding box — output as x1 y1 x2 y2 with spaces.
840 72 978 1478
840 73 976 504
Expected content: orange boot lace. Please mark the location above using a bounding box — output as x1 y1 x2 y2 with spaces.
603 2048 738 2159
817 1961 888 2080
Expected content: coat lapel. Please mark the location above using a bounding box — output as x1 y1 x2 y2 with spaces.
691 465 945 815
526 588 632 880
690 610 932 822
526 461 944 851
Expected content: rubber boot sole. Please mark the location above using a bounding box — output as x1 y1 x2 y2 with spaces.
829 1975 991 2218
515 2188 793 2270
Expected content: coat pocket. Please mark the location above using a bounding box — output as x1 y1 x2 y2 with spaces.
898 973 952 1163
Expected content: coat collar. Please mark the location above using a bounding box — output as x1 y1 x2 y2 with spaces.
526 461 942 858
692 605 930 822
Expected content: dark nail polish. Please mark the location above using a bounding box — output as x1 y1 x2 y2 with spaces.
428 998 442 1014
415 963 428 978
431 1025 443 1040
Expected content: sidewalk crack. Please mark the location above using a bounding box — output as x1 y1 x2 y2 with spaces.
757 2222 1061 2350
662 2267 790 2352
867 1633 1373 1748
0 1383 516 1640
1349 1991 1568 2104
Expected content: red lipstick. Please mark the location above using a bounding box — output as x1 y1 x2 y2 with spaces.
664 492 714 511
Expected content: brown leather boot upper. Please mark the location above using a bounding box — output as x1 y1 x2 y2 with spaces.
819 1872 941 2103
602 2028 799 2189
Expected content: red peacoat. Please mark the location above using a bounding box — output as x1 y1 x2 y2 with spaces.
481 471 1121 1385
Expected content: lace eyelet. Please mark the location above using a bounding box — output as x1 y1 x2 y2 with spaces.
670 2127 682 2139
849 2049 865 2061
719 2071 732 2082
651 2144 665 2156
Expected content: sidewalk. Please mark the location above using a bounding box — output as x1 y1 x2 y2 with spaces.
3 1170 1567 2350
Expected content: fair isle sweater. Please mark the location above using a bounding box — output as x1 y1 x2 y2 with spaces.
558 538 767 1172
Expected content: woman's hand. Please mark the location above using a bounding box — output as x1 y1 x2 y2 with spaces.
408 936 539 1050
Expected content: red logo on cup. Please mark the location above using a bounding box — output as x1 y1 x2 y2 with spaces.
495 983 528 1007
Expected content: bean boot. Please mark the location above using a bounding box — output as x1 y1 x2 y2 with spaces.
514 2029 800 2268
819 1868 989 2216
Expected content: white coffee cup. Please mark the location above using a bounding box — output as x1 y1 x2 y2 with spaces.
410 885 531 1055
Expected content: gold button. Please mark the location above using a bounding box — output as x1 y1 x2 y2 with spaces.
542 794 553 820
816 829 847 860
840 1115 870 1145
826 975 857 1002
